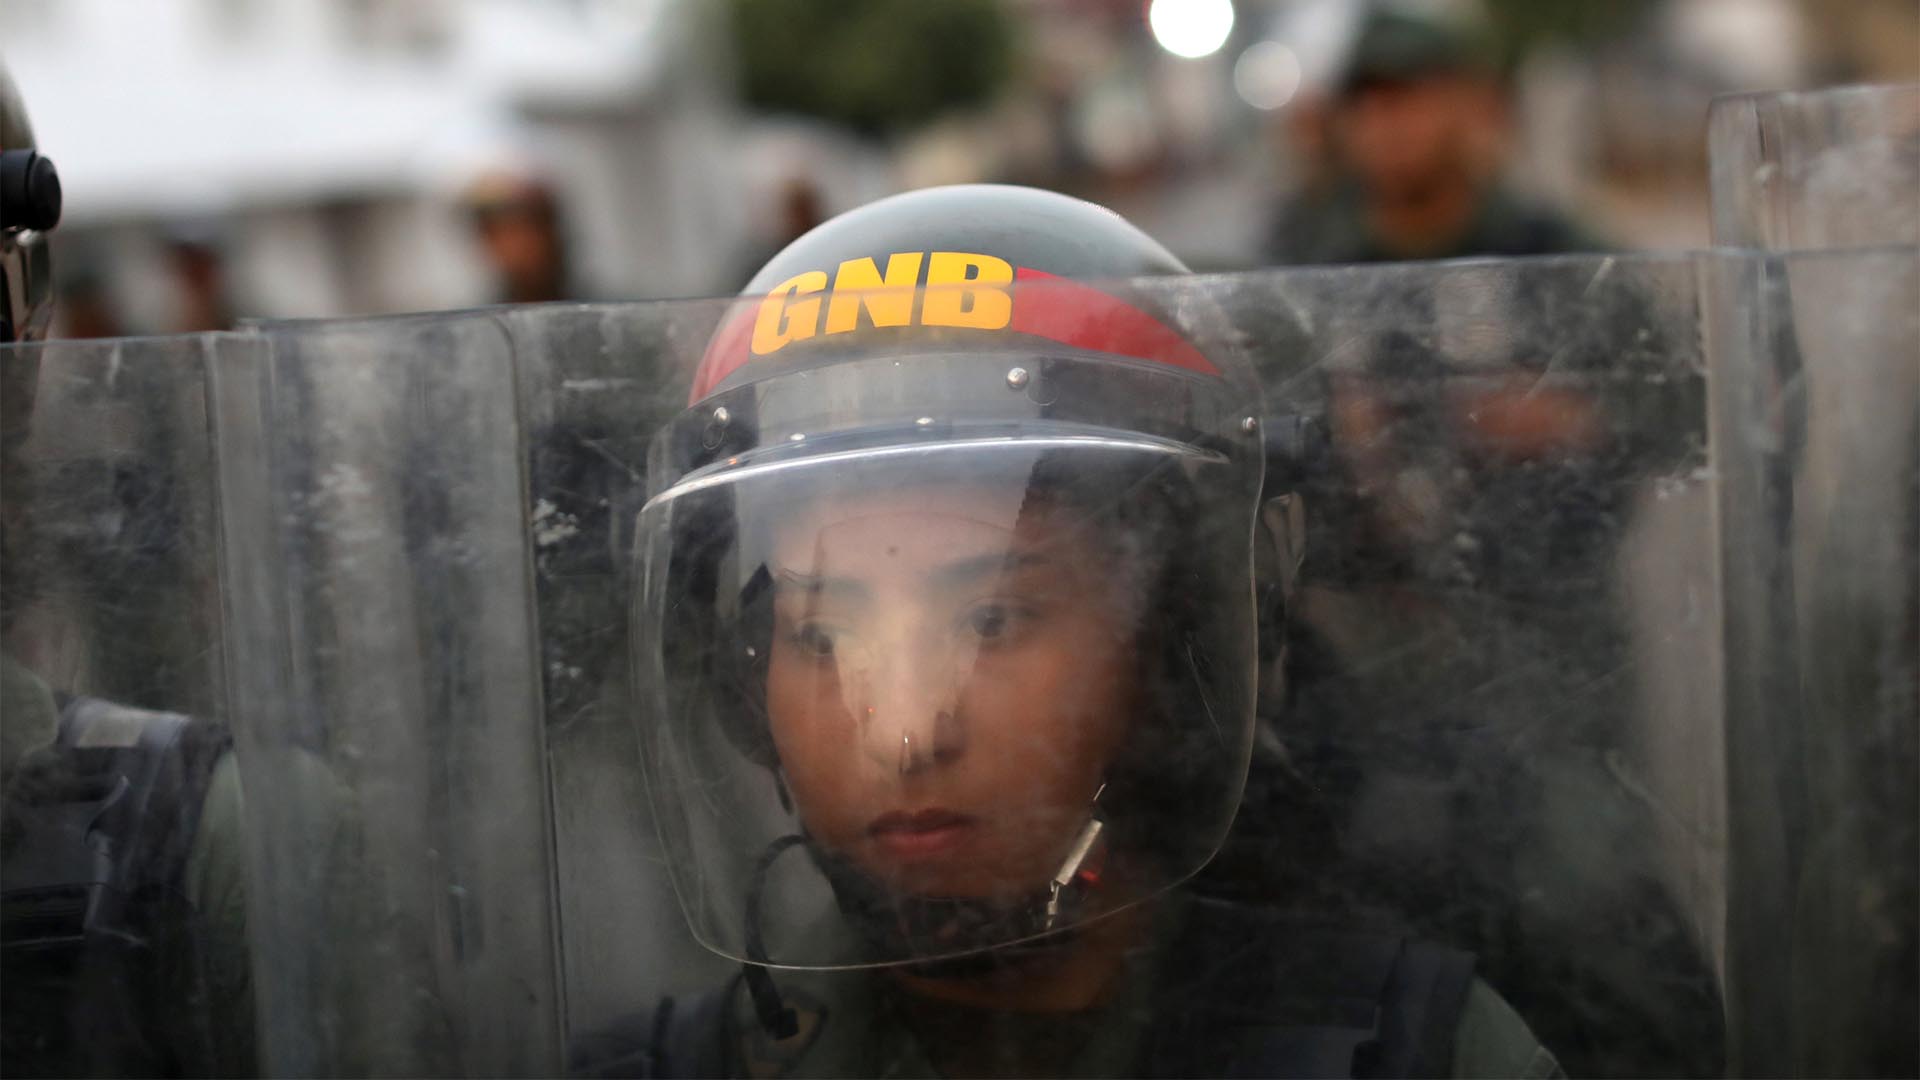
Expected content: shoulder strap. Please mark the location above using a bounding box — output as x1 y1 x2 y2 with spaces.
3 697 228 938
1358 938 1476 1079
68 697 230 898
1137 897 1475 1079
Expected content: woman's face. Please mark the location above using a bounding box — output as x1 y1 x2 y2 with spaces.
764 483 1143 902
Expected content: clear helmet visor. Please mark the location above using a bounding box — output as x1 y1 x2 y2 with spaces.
633 422 1260 969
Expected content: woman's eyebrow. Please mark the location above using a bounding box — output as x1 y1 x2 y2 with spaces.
771 552 1054 595
771 568 868 599
931 551 1051 588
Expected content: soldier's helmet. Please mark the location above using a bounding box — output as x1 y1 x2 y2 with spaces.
2 65 63 630
631 184 1267 971
1 66 61 346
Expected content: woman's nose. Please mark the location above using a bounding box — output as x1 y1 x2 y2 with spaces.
850 645 968 776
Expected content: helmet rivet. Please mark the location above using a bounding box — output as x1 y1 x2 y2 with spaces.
1005 367 1030 390
915 416 934 427
711 405 731 426
1241 416 1259 435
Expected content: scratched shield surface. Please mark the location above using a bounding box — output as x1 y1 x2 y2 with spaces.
6 237 1909 1077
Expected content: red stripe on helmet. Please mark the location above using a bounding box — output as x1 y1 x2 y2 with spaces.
690 303 758 403
1009 268 1218 375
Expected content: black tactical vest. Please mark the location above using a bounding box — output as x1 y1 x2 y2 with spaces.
1 696 231 1078
572 896 1476 1079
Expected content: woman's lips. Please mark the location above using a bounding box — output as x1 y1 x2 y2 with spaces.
866 808 978 859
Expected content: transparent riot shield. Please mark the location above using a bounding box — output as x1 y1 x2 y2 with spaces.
1709 83 1920 251
3 119 1912 1080
0 299 756 1078
1707 82 1920 1076
1 332 251 1078
1702 246 1918 1079
1233 248 1914 1079
1221 256 1730 1078
494 301 736 1035
209 312 572 1076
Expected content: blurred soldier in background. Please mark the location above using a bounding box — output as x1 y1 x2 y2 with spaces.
53 261 127 340
163 225 237 334
730 174 829 290
1267 1 1602 266
466 169 579 305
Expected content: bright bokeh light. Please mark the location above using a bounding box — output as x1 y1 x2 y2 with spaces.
1232 40 1302 110
1148 0 1236 60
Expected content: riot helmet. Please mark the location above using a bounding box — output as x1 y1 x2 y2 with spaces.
631 185 1267 975
1 66 61 346
2 65 60 633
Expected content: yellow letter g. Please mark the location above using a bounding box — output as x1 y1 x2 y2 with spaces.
752 270 830 355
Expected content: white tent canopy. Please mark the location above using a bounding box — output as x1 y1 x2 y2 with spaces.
6 0 672 224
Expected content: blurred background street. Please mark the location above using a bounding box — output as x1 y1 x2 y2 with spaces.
5 0 1916 334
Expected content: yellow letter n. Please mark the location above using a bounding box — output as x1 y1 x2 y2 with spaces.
824 252 924 334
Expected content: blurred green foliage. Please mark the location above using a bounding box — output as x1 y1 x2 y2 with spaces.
728 0 1016 136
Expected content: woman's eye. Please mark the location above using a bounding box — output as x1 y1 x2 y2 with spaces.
963 603 1028 642
788 623 839 658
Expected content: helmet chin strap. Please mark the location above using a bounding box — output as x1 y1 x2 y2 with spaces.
740 790 1113 1035
1045 785 1107 933
743 835 807 1038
